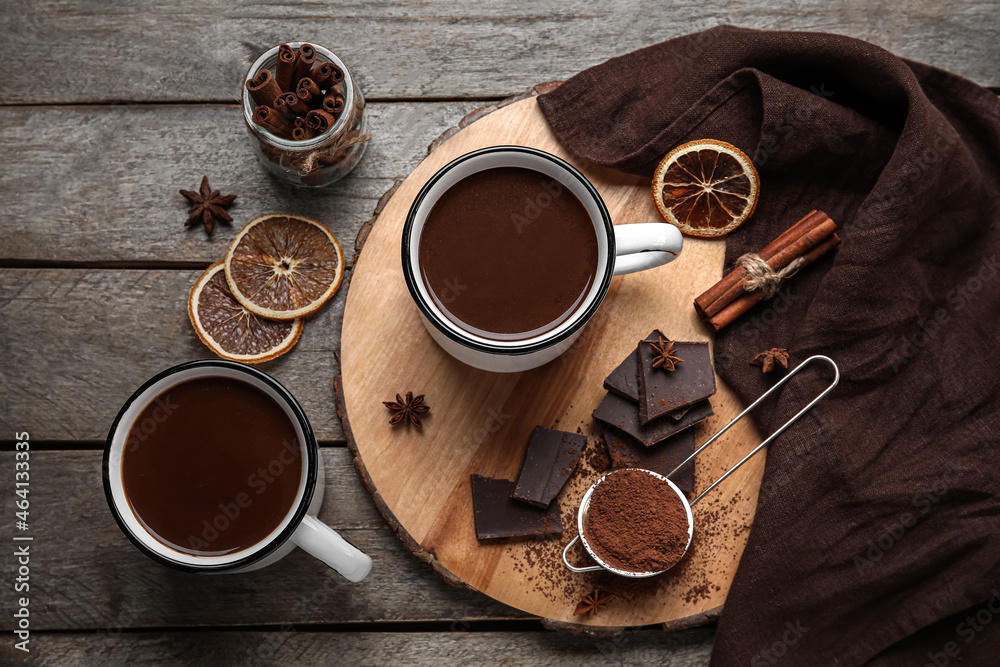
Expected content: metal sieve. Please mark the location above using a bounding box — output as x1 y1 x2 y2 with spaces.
562 355 840 578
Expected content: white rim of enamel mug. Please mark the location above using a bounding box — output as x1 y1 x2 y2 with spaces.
401 146 615 354
241 41 356 150
577 468 695 578
103 361 313 570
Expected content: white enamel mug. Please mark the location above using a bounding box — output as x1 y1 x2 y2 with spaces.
103 360 372 582
402 146 683 373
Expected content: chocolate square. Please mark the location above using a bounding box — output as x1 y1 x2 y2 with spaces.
638 333 716 425
470 475 563 540
604 335 693 421
593 391 713 448
601 425 695 496
511 426 585 508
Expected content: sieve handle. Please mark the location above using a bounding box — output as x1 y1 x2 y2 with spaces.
561 534 605 573
668 355 839 507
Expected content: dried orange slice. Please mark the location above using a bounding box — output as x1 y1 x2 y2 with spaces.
652 139 759 237
188 261 303 363
225 213 345 320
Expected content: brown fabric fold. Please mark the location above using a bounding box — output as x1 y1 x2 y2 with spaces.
538 25 1000 666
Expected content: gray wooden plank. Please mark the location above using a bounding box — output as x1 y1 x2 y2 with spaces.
0 449 530 631
0 628 715 666
0 267 347 442
0 0 996 104
0 101 479 264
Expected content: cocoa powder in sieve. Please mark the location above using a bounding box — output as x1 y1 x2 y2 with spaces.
584 469 690 573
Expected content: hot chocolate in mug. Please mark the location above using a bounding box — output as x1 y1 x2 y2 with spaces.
402 146 683 373
104 359 372 581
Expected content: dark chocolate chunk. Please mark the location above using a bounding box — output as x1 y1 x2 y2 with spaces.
604 334 694 421
601 425 695 496
593 391 713 448
638 332 716 424
470 475 563 540
604 348 643 401
511 426 585 508
669 405 692 421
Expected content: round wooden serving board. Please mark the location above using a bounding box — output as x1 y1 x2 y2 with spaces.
339 90 765 629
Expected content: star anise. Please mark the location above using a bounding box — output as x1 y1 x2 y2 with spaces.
649 336 684 371
751 348 790 374
573 589 616 617
383 392 430 428
180 176 236 235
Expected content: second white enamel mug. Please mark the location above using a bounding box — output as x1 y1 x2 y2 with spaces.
402 146 682 373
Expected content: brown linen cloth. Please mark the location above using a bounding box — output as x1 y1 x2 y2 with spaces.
538 26 1000 666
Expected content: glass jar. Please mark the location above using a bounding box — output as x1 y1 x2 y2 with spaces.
241 42 369 187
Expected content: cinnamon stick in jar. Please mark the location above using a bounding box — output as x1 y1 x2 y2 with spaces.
245 68 282 108
292 117 316 139
252 106 293 139
275 91 309 117
292 126 317 141
322 91 345 116
309 62 344 88
693 210 840 331
290 43 317 89
305 109 336 133
296 77 323 104
275 44 297 91
296 88 318 110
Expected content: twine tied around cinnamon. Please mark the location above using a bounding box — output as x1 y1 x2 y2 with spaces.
693 211 840 332
736 253 807 299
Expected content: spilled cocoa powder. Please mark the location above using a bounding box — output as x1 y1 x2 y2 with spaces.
582 434 611 473
584 469 690 574
507 452 752 613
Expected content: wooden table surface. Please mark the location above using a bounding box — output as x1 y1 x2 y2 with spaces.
0 2 996 664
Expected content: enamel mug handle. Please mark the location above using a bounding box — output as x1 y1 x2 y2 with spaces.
613 223 683 276
291 514 372 582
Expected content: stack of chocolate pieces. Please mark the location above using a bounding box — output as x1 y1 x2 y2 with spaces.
471 427 585 540
245 43 347 141
593 330 717 496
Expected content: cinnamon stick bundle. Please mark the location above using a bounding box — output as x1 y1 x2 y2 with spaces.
247 43 349 143
694 210 840 331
